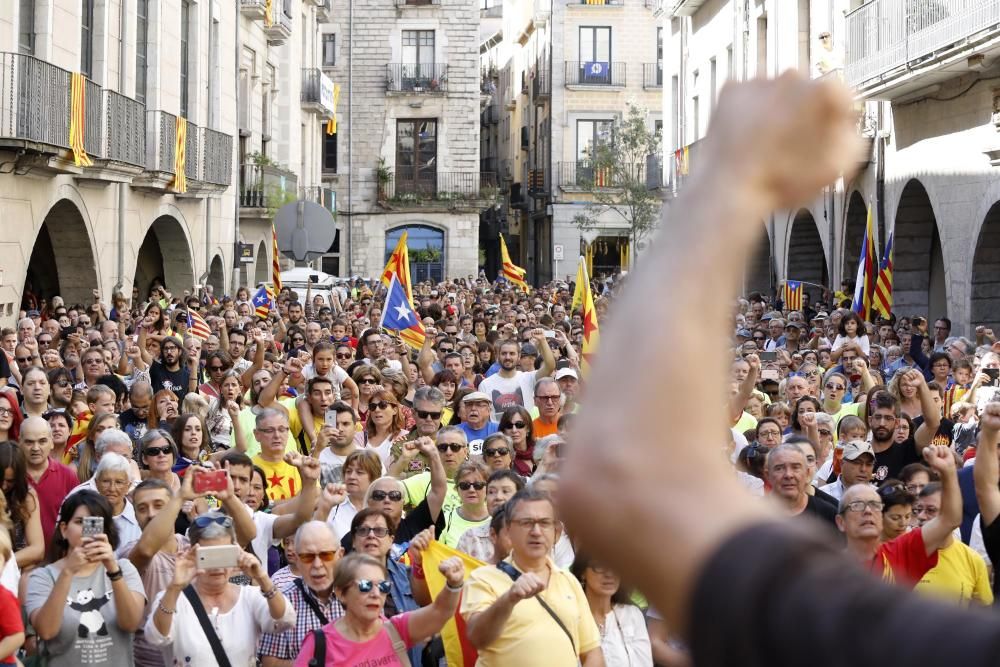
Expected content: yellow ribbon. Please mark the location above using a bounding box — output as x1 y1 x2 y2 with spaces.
264 0 274 27
69 73 93 167
171 116 188 194
326 84 341 135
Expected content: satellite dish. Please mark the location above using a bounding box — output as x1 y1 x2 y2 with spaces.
272 200 337 262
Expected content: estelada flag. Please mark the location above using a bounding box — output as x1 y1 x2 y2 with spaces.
186 310 211 341
422 540 486 667
783 280 804 312
381 231 414 305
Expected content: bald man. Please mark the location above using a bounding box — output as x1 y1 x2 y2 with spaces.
20 416 78 549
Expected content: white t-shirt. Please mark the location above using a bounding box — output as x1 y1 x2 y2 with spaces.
832 334 870 356
326 497 363 542
598 604 654 667
242 503 279 564
478 370 539 412
367 430 408 468
318 442 383 487
301 363 350 397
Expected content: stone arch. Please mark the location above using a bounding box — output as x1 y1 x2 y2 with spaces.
841 191 868 292
971 200 1000 329
134 216 195 300
744 225 773 297
386 223 446 283
254 240 269 287
786 209 828 303
23 198 99 308
893 179 946 320
207 254 226 295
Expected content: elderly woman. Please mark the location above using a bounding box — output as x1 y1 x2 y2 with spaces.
139 429 182 494
93 453 142 556
532 434 565 477
440 460 491 548
482 432 516 473
145 510 295 666
294 551 464 667
25 490 146 666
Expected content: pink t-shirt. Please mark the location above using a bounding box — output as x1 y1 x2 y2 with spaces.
294 612 413 667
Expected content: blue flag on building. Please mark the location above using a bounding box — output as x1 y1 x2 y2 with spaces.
379 273 426 345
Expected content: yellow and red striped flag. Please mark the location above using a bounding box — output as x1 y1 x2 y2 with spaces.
170 116 188 194
575 256 600 376
271 224 282 294
499 234 529 292
783 280 804 312
421 540 486 667
380 232 423 349
872 232 894 320
186 310 211 341
69 73 93 167
264 0 274 26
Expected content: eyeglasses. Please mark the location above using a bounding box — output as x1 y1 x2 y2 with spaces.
437 443 465 453
297 550 338 564
37 339 51 346
257 426 290 436
913 505 939 517
510 517 556 531
336 353 353 359
818 429 833 437
535 395 560 403
416 410 442 420
438 347 454 354
842 500 883 514
353 525 392 538
359 378 377 385
355 579 392 595
368 401 392 412
0 408 13 417
484 447 510 457
825 383 845 391
458 481 487 491
370 490 403 502
193 514 234 529
503 421 527 430
144 446 173 457
54 380 71 388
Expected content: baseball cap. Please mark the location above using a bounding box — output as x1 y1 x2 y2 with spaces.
736 328 752 339
554 368 579 381
842 440 875 462
812 311 829 321
520 343 538 356
784 322 803 330
27 310 40 318
462 391 493 405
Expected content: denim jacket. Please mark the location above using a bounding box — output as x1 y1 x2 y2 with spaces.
387 556 423 665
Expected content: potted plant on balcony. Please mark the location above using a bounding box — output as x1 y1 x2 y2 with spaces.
376 158 391 201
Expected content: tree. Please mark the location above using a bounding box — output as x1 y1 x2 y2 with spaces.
571 102 661 251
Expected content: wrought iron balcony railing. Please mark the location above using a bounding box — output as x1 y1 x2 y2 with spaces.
385 64 449 93
564 61 627 87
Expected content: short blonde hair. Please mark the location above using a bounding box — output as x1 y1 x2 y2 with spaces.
0 524 11 563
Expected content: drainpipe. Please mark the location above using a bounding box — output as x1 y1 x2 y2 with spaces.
113 0 128 299
346 0 354 277
202 0 216 290
232 0 243 293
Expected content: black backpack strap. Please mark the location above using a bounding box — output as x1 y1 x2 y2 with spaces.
182 585 233 667
295 577 329 625
309 627 327 667
496 561 576 655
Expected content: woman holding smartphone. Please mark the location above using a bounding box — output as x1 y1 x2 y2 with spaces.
24 490 146 666
145 510 294 666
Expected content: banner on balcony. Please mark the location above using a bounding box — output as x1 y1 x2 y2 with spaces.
171 116 188 194
69 73 93 167
326 84 341 135
264 0 274 27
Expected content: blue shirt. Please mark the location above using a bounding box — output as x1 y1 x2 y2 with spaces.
459 421 499 456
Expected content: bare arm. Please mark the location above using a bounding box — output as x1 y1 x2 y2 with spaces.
534 330 556 378
917 445 962 556
580 649 607 667
30 567 78 640
14 489 44 569
974 404 1000 526
729 355 759 424
911 371 941 451
465 592 520 649
417 335 437 384
271 454 322 540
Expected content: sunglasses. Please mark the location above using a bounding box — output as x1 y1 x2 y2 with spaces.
297 550 338 564
144 446 173 457
825 383 845 391
15 357 32 364
438 347 454 353
458 481 487 491
437 443 465 453
503 421 527 430
336 353 354 359
368 401 392 411
370 490 403 502
54 380 72 388
484 447 510 457
359 378 377 385
355 579 392 594
353 525 392 538
208 365 225 372
192 514 233 529
415 410 443 421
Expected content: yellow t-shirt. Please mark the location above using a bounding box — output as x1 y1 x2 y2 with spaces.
831 402 860 429
402 471 459 514
461 557 601 666
252 455 303 502
733 411 758 433
916 540 993 606
440 508 490 548
233 398 304 457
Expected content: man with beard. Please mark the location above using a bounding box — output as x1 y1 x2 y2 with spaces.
312 401 362 485
478 329 555 412
141 330 195 401
869 375 940 483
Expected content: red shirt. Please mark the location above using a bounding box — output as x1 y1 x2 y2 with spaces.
868 527 939 587
0 586 23 663
28 458 80 551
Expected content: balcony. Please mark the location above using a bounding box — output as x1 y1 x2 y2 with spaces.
239 0 268 20
668 0 707 16
240 162 298 212
301 68 336 117
643 63 663 89
483 102 499 125
380 170 498 210
532 67 551 102
481 157 498 175
645 0 664 15
845 0 1000 97
99 90 145 175
667 139 701 194
0 52 103 169
264 3 293 45
200 127 233 187
134 110 176 189
645 153 663 190
559 160 645 190
528 168 546 196
300 185 337 213
315 0 333 21
577 0 623 5
481 0 502 16
564 61 627 88
399 0 441 6
386 64 448 93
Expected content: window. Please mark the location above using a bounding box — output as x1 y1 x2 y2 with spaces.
710 57 717 111
692 96 700 142
579 26 611 83
19 0 34 55
323 130 338 173
136 0 149 103
395 119 437 195
180 0 191 117
386 226 444 283
670 75 678 151
727 44 734 80
656 27 663 85
576 119 613 162
402 30 435 87
322 34 336 67
81 0 95 77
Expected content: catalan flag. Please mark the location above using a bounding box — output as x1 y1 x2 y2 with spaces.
326 83 341 135
170 116 187 194
186 309 212 341
271 224 282 294
576 256 600 376
69 73 93 167
499 234 529 292
252 285 274 320
872 231 894 320
783 280 804 312
379 274 427 350
852 205 877 321
421 540 486 667
381 232 414 305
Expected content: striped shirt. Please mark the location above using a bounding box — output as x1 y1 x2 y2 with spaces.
258 578 345 661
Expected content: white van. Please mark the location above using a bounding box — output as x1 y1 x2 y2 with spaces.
278 268 350 306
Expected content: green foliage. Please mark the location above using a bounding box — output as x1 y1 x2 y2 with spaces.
571 102 661 244
410 247 442 263
266 186 298 218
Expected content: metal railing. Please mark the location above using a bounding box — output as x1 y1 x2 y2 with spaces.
103 89 145 166
301 68 334 114
184 119 200 182
564 61 627 86
845 0 1000 88
578 0 623 4
399 0 441 5
240 163 266 207
300 185 337 211
558 160 645 188
0 52 104 158
200 127 233 186
532 67 551 99
145 110 176 173
481 157 498 174
386 64 449 92
483 103 499 124
643 63 663 88
382 170 498 200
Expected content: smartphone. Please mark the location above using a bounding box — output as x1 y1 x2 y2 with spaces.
760 351 777 362
197 544 240 570
761 369 780 381
325 410 339 427
193 469 228 494
82 516 103 538
985 368 1000 386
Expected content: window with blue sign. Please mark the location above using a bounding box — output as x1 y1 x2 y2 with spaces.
386 225 444 283
579 26 611 84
